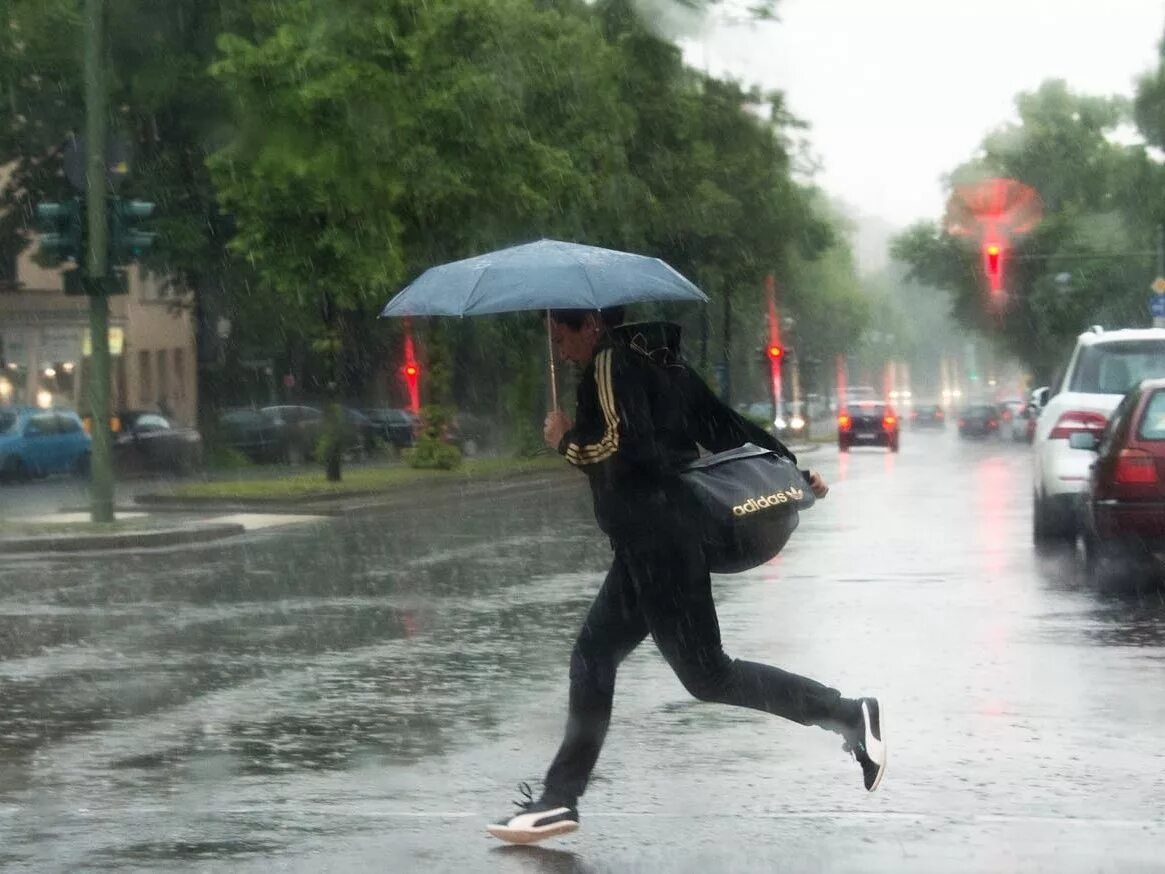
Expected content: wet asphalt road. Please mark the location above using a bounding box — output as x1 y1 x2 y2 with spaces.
1 431 1164 872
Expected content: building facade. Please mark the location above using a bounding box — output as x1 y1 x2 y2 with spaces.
0 242 198 426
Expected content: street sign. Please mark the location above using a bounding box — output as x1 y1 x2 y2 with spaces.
1150 295 1165 318
1152 277 1165 295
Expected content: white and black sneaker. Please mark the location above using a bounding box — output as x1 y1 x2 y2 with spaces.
843 697 886 792
487 783 579 845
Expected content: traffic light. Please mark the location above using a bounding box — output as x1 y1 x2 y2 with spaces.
35 199 83 265
402 361 420 413
983 242 1004 293
108 198 156 266
402 361 420 393
766 344 784 361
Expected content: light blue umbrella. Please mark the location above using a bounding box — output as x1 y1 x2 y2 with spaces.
379 239 708 318
379 239 708 407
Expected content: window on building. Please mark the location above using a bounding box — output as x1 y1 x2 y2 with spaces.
139 350 152 405
173 348 185 402
157 348 169 407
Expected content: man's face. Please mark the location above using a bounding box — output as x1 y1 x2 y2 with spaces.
550 317 598 364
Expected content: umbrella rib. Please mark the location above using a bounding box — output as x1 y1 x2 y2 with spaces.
565 248 602 310
460 265 492 315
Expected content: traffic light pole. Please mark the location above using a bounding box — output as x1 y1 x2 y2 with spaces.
85 0 113 523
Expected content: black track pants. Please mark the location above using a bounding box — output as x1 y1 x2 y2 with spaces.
543 536 860 802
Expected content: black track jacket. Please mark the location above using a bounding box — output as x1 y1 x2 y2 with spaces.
557 323 797 543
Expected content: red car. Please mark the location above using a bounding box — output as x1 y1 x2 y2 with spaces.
1074 378 1165 579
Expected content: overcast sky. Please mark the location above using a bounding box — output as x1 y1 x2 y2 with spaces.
686 0 1165 233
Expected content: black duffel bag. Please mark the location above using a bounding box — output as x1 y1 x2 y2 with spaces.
679 443 816 574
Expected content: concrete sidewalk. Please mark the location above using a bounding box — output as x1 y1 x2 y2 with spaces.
0 510 328 554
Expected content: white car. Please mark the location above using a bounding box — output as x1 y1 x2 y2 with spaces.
1032 326 1165 545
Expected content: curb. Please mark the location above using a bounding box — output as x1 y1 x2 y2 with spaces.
132 467 575 515
0 522 247 555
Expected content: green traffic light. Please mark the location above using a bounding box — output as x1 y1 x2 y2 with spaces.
36 203 71 224
121 200 155 220
34 199 83 264
108 198 157 264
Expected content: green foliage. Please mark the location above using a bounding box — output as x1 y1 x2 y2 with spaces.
892 80 1159 379
2 0 866 417
206 446 254 471
404 406 463 470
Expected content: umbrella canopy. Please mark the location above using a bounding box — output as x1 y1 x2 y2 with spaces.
379 239 708 318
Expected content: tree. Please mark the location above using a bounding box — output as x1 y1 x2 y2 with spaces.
893 80 1153 379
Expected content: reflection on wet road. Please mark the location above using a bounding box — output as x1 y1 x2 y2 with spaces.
1 432 1163 871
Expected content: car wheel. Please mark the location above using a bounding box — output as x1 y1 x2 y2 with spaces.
889 438 900 453
1 456 28 484
1085 533 1155 589
1033 490 1075 549
838 440 849 453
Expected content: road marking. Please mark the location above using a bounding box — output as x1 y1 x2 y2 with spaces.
207 513 326 530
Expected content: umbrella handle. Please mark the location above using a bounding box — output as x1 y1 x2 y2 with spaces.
545 309 558 411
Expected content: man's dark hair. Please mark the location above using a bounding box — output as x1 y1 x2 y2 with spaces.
549 306 626 331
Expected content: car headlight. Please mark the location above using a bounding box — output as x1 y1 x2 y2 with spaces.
790 416 805 430
773 417 787 430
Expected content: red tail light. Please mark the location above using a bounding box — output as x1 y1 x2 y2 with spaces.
838 414 852 430
988 419 997 428
882 415 897 430
1049 410 1107 440
1115 449 1158 485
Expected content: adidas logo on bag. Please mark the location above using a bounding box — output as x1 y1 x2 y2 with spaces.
731 487 804 517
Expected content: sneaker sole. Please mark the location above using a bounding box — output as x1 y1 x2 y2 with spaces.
867 704 887 793
486 821 579 845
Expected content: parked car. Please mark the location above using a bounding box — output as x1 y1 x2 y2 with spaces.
0 406 91 482
1072 379 1165 581
1033 327 1165 547
218 408 290 463
364 407 420 449
958 404 1000 439
341 407 380 454
261 405 325 462
447 412 495 456
910 403 946 429
113 410 203 476
838 401 899 453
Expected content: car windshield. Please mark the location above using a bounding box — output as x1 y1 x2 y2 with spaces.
1069 340 1165 394
134 414 171 431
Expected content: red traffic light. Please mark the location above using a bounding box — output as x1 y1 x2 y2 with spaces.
983 243 1004 293
767 344 783 361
